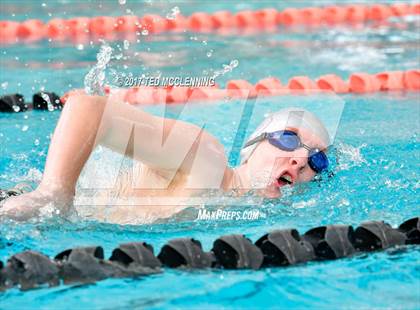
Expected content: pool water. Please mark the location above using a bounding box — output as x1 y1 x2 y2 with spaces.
1 0 420 309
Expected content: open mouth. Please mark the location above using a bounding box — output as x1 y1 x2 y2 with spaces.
277 173 293 186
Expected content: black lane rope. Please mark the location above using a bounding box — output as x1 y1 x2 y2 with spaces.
0 92 63 112
0 216 418 291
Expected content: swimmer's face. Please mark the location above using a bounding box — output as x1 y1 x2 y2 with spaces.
245 127 327 199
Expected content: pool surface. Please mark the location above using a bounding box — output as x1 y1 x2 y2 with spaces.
1 1 419 309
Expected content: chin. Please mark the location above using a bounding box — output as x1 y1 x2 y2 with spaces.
259 187 282 199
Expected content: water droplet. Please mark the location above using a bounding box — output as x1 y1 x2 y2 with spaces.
34 139 40 146
210 59 239 79
21 125 29 131
206 50 213 57
141 29 149 35
166 6 180 20
118 0 126 4
123 40 130 50
1 82 8 89
12 105 20 112
42 3 46 7
76 44 84 50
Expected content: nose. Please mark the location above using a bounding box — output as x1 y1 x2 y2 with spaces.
289 148 309 172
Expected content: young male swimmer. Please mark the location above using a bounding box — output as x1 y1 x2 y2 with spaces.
0 95 330 223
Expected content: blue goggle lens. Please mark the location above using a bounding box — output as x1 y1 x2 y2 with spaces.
308 149 329 173
267 130 329 173
269 131 300 151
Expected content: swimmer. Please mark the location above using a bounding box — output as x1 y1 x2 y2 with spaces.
0 94 330 223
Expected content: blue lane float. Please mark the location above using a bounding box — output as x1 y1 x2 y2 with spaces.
0 217 418 292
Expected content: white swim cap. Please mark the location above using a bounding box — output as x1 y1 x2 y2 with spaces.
240 107 330 164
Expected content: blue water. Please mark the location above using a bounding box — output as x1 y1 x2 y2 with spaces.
1 1 420 309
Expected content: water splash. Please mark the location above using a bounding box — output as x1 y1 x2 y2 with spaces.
250 168 272 189
166 6 180 20
41 92 55 111
84 43 113 96
211 60 239 79
335 142 367 171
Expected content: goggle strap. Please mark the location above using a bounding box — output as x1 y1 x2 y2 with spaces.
243 132 269 149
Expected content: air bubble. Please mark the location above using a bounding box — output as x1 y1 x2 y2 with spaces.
34 139 40 146
76 44 84 50
119 0 126 4
21 125 29 132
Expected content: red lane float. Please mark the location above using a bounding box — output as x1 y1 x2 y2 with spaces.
236 10 259 28
349 72 381 93
67 17 91 36
17 19 45 40
166 15 187 32
141 14 168 34
323 6 347 25
60 69 420 105
255 77 283 95
403 70 420 90
301 7 323 25
115 15 140 33
211 11 235 28
255 8 278 28
390 3 411 16
227 80 256 98
188 12 214 31
278 8 302 26
89 16 116 36
346 5 368 23
2 3 419 45
316 74 349 93
368 4 393 20
0 20 19 43
288 76 318 90
376 71 405 90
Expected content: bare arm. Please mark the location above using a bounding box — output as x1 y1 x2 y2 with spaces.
1 94 227 219
42 94 227 193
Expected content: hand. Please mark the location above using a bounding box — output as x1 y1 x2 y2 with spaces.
0 189 73 221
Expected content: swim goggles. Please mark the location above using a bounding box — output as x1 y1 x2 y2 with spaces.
243 130 329 173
